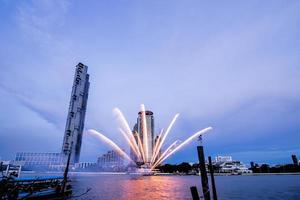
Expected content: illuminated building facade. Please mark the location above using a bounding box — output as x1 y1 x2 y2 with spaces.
130 110 155 165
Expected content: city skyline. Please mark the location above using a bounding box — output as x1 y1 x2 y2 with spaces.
1 1 300 165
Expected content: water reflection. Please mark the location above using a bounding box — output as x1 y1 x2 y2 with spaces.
70 174 300 200
71 175 195 200
121 176 192 200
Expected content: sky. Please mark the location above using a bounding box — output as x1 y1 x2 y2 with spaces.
0 0 300 165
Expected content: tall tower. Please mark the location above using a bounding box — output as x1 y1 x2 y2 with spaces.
62 63 90 164
137 110 154 164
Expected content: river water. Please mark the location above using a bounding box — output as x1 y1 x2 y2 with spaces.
67 173 300 200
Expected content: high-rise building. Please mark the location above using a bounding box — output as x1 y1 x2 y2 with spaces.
137 110 154 164
62 63 90 164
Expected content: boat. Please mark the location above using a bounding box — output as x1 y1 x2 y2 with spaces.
128 164 157 176
0 150 73 199
0 175 72 199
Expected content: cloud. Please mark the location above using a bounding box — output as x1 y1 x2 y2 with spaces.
1 0 300 163
0 89 63 159
0 83 65 129
14 0 75 63
17 0 70 45
229 148 300 165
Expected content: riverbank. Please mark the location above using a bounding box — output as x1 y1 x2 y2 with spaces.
19 171 300 177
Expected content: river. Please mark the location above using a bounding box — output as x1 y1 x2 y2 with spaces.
65 173 300 200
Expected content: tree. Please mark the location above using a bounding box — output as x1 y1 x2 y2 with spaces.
177 162 192 173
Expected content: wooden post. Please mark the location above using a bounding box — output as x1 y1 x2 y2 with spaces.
61 150 71 194
197 146 211 200
208 156 217 200
190 186 200 200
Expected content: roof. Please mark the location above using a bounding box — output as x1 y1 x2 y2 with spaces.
14 176 64 182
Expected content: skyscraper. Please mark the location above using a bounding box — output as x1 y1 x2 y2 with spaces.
62 63 90 164
137 110 154 164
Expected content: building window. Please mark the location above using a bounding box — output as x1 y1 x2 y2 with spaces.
66 130 71 136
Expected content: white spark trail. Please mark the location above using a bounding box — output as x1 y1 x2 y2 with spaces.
140 104 149 162
88 129 134 163
151 129 163 163
113 108 142 160
152 127 212 169
89 105 212 172
135 131 146 162
151 114 179 163
151 140 181 169
119 128 141 160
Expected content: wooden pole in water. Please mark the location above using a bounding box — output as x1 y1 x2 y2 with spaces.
197 144 211 200
208 156 217 200
190 186 200 200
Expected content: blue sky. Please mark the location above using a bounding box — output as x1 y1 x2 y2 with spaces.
1 0 300 165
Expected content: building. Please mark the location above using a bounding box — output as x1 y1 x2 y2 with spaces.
62 63 90 164
14 152 64 170
74 162 97 171
137 110 154 164
97 150 124 171
11 63 90 171
216 161 251 173
214 156 251 174
215 156 232 163
130 110 157 166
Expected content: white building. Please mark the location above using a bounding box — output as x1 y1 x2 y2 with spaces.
74 162 97 170
97 150 124 171
215 156 252 174
14 152 65 170
136 110 154 164
215 156 232 163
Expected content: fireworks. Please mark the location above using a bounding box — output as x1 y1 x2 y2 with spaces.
88 104 212 170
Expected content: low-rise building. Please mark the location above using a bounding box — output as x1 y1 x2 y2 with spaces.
97 150 124 171
215 156 232 163
14 152 65 170
74 162 97 171
214 155 252 174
